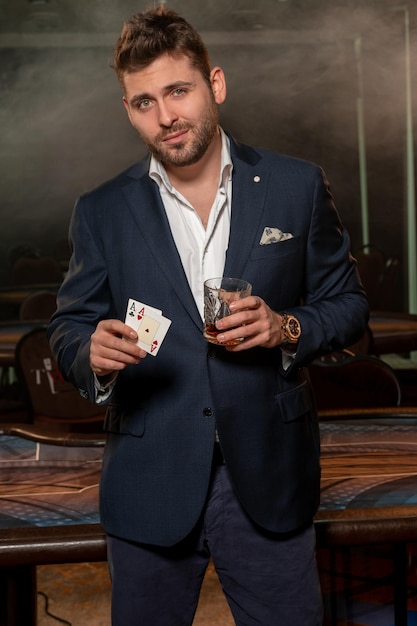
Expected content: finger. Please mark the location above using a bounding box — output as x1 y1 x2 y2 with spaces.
92 337 145 362
229 295 260 313
96 319 138 342
91 345 146 377
90 326 146 375
216 308 256 332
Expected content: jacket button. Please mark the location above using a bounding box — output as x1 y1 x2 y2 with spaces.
208 349 216 358
203 407 213 417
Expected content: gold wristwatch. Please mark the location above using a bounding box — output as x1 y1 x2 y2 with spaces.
280 313 301 344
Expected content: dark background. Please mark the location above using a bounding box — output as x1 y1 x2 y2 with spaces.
1 0 416 310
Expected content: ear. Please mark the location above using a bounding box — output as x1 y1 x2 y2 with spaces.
210 66 227 105
122 96 135 126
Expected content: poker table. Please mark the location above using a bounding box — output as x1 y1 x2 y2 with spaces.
317 411 417 541
369 310 417 355
2 415 417 625
316 411 417 625
0 425 106 625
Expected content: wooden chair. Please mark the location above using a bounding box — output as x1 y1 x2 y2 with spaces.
355 245 385 309
0 365 30 424
354 245 400 311
11 256 63 285
0 388 30 424
308 350 401 414
53 238 72 272
346 324 375 356
14 327 105 433
19 290 57 321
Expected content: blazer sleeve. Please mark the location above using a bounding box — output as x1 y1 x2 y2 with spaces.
282 166 369 373
48 193 112 401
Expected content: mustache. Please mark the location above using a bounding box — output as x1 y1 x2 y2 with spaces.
157 123 192 142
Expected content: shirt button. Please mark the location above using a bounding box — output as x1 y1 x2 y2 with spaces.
203 407 213 418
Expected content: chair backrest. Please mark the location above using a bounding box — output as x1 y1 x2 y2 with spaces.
355 245 385 309
11 256 63 285
308 350 402 412
19 290 57 321
354 245 400 311
15 327 105 432
52 239 72 274
375 256 400 311
346 324 374 355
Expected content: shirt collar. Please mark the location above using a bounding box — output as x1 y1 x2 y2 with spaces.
149 127 233 193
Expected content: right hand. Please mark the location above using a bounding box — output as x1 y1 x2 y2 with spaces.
90 319 146 378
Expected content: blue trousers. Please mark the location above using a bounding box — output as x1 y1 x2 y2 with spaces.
107 462 323 626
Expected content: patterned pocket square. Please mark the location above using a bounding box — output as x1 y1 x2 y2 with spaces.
260 227 294 245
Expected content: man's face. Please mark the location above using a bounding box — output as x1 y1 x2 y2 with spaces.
122 53 226 168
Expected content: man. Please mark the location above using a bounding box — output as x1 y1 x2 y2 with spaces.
48 6 369 625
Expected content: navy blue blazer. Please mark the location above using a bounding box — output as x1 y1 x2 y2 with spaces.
48 136 369 546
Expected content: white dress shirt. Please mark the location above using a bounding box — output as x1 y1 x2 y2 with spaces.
149 128 233 319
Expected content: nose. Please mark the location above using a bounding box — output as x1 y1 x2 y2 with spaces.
157 101 178 128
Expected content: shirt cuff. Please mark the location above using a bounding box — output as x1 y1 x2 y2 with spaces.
281 348 296 371
93 372 117 403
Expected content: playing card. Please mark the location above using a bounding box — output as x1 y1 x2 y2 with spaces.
125 298 162 329
125 298 171 356
136 311 171 356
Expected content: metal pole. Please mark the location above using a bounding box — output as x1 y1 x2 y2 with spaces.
404 7 417 315
355 36 370 248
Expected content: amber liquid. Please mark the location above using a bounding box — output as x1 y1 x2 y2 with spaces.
203 324 243 346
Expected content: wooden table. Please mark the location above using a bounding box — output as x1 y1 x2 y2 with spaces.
369 310 417 355
316 416 417 625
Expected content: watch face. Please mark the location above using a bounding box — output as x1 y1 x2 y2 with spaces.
282 314 300 342
287 316 301 339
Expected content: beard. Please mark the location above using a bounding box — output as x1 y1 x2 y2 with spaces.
140 98 219 168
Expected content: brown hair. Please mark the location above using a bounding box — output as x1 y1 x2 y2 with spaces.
113 6 211 87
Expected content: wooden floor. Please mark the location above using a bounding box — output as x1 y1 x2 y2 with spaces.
37 560 234 626
36 545 417 626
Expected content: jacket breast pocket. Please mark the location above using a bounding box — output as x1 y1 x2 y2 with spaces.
250 236 301 261
104 403 145 437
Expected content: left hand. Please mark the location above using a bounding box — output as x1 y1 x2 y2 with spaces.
215 295 283 351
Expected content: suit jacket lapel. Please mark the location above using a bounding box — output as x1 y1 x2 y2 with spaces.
224 139 267 278
119 137 267 330
122 167 202 330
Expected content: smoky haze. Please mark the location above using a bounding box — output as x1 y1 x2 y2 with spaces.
0 0 415 309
